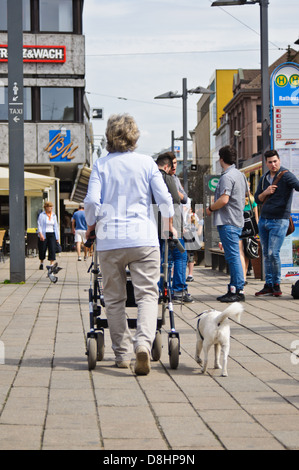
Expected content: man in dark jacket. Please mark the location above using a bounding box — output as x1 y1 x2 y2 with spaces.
254 150 299 297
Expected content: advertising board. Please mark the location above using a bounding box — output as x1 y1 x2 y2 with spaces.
271 62 299 279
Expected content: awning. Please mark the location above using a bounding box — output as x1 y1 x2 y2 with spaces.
70 165 92 203
0 167 57 196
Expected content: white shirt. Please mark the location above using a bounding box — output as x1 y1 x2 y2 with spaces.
84 151 174 251
46 213 55 233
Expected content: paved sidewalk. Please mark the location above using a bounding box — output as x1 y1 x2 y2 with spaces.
0 252 298 450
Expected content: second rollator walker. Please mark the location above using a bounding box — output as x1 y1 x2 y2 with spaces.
152 232 185 369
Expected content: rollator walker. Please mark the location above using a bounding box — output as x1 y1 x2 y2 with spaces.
85 232 184 371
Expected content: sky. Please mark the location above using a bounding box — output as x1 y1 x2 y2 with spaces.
83 0 299 158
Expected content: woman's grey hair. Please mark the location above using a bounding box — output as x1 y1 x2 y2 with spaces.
106 114 140 153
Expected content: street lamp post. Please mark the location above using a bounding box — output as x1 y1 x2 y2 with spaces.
155 79 214 193
212 1 270 282
211 0 270 175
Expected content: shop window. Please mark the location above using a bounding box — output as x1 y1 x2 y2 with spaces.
40 0 73 32
40 87 74 121
30 197 43 228
0 196 9 228
0 0 31 31
0 87 32 120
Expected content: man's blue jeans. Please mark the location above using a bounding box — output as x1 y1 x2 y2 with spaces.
159 238 188 294
258 217 289 286
218 225 244 292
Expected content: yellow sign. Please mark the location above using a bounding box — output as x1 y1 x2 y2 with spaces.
290 74 299 87
275 74 288 87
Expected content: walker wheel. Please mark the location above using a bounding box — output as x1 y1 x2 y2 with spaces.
87 337 97 370
151 330 162 361
169 337 179 370
97 331 105 361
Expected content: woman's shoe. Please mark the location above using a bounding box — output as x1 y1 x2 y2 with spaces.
135 346 150 375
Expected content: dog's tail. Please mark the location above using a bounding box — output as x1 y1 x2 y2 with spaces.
216 303 243 325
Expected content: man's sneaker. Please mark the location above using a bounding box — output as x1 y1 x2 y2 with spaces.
217 291 230 301
78 257 82 261
186 276 194 282
219 291 245 303
184 293 194 303
135 346 151 376
273 284 282 297
255 284 273 296
172 292 194 303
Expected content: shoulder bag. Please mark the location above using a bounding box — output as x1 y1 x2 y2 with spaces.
244 236 259 259
240 176 259 239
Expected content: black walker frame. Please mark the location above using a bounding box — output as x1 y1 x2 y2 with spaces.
85 239 182 371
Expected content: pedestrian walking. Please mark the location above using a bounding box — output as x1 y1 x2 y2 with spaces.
169 154 193 303
206 145 246 302
254 149 299 297
84 114 174 375
72 203 88 261
37 201 59 270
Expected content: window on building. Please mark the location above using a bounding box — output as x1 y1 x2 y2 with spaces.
40 87 74 121
40 0 73 32
257 105 262 123
0 0 7 31
257 136 262 153
0 0 31 31
23 0 31 30
212 103 217 124
0 86 7 120
24 88 32 120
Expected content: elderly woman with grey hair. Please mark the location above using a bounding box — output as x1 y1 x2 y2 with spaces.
84 114 175 375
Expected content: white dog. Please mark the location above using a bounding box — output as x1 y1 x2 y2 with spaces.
195 303 243 377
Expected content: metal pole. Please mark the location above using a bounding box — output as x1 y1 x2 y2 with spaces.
260 0 270 174
8 0 25 282
260 0 270 282
182 78 188 193
171 130 175 153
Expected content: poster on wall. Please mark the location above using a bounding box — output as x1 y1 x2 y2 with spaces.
271 62 299 279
